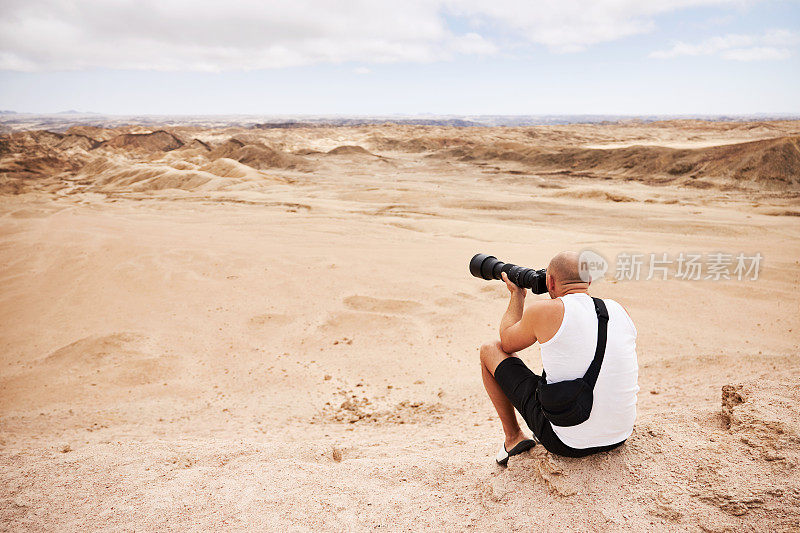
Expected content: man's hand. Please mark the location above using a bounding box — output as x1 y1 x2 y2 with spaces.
501 271 526 298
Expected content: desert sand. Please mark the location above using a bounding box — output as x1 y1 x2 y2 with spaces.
1 119 799 531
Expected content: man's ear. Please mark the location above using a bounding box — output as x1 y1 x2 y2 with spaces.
547 274 555 292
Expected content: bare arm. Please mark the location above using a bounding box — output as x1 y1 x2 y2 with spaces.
498 272 538 353
499 290 525 337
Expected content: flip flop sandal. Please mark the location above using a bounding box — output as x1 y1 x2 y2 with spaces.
495 439 537 466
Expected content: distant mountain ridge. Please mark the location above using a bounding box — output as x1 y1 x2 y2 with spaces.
2 121 799 194
2 113 800 132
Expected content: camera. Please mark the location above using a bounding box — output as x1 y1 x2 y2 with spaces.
469 254 548 294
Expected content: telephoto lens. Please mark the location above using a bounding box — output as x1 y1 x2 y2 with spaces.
469 253 548 294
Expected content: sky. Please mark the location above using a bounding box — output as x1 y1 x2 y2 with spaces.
0 0 798 115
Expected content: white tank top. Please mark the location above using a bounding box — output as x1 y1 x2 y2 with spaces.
540 293 639 449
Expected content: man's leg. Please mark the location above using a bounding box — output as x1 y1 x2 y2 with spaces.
479 341 530 450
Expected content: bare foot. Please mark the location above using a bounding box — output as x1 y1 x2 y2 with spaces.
504 430 531 450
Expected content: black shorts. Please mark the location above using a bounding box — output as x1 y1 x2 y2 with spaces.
494 357 625 458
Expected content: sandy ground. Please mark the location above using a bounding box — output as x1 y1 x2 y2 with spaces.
1 121 799 531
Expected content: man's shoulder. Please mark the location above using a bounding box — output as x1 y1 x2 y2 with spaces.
525 298 564 322
526 297 563 311
603 297 633 320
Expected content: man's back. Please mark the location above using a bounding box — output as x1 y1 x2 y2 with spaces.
540 293 639 449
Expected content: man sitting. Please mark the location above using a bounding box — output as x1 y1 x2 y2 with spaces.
479 251 639 464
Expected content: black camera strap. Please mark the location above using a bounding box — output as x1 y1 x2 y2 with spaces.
584 297 609 388
541 296 609 387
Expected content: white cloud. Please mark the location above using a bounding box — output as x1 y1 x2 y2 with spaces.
721 46 792 61
353 67 371 75
0 0 460 71
445 0 744 53
762 28 800 46
0 0 769 71
651 29 798 60
448 32 498 56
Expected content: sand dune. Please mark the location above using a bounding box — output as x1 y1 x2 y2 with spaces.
207 138 310 170
430 135 800 189
100 130 185 152
326 145 377 157
200 158 260 179
1 120 799 531
527 135 800 189
181 138 212 152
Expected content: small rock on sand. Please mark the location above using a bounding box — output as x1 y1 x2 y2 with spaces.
332 446 343 462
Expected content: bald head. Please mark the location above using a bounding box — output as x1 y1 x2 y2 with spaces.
548 251 582 284
546 251 589 297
